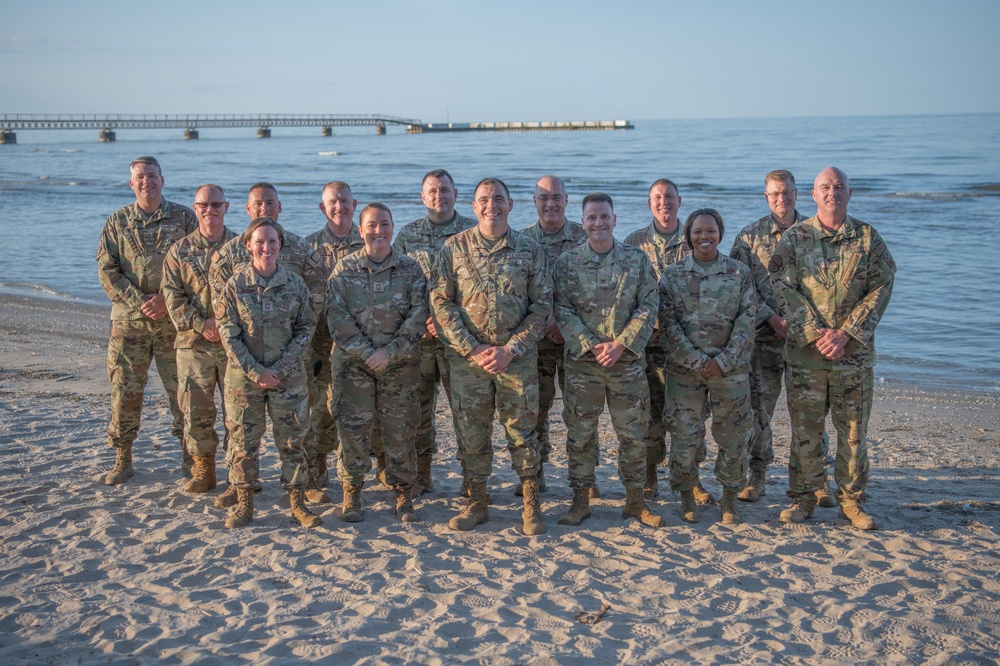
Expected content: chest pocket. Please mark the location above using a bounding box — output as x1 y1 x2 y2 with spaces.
236 294 262 336
493 255 530 296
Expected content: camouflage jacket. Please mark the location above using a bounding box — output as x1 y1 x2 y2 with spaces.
523 219 588 351
393 212 477 281
430 226 553 357
769 215 895 370
730 210 806 343
554 241 658 361
161 226 236 349
215 264 316 383
624 220 691 347
659 254 757 376
96 199 197 320
326 249 428 366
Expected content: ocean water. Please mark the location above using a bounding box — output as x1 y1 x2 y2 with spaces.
1 114 998 392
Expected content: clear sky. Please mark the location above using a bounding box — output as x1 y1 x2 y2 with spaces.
2 0 998 122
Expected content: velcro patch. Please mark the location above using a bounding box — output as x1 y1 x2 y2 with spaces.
768 255 783 273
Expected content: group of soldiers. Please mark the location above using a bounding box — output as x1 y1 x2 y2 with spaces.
97 156 895 534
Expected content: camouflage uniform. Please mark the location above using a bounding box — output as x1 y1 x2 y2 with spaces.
326 249 428 489
97 199 197 452
729 210 806 471
162 226 237 457
215 264 315 490
430 227 553 483
660 254 756 493
553 242 658 489
769 215 895 502
392 212 477 458
522 219 588 463
623 222 691 467
304 224 365 482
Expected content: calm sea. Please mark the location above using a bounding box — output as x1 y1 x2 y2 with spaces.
1 114 998 392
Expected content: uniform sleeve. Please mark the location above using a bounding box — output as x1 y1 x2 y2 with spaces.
383 268 429 364
326 265 377 362
301 247 328 317
161 244 204 335
770 233 825 349
553 256 601 360
209 246 235 300
614 254 658 356
659 273 711 372
96 219 146 312
714 267 757 375
504 248 553 357
730 234 776 328
271 280 316 379
842 233 895 346
429 244 480 357
215 280 266 383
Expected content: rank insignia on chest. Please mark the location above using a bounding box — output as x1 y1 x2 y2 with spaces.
373 282 386 293
263 301 274 312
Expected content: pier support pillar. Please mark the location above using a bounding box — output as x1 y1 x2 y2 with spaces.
0 130 15 144
375 123 386 135
257 127 271 139
321 126 332 136
99 129 116 142
184 128 199 140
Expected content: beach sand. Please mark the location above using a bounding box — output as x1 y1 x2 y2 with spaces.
1 292 998 664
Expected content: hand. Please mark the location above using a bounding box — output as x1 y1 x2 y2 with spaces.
479 346 514 374
701 358 723 379
815 328 849 360
201 317 220 343
365 348 391 373
257 369 280 388
592 341 625 368
767 314 788 341
425 316 439 339
140 293 168 320
544 320 564 344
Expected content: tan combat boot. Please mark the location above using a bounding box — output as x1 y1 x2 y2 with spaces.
305 480 332 505
289 489 322 528
215 484 238 509
375 454 389 487
103 445 134 486
183 454 217 493
461 478 493 504
341 483 364 523
692 475 716 505
395 489 418 523
558 488 591 526
623 487 665 528
225 488 254 529
738 468 766 502
643 463 659 501
720 488 743 525
815 476 838 508
521 478 547 535
515 466 548 497
415 454 434 495
779 497 817 524
679 488 699 524
449 481 490 531
839 500 878 531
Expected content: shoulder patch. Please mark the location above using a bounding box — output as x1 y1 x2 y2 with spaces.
768 255 783 274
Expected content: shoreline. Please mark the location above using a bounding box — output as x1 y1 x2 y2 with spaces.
1 292 999 662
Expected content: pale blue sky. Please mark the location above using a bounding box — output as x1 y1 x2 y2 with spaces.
2 0 997 122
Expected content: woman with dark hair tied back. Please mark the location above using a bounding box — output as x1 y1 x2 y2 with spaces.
658 208 757 525
214 216 321 530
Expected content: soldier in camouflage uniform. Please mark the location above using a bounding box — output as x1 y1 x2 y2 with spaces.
393 169 477 494
215 217 320 530
162 184 236 495
304 182 365 499
430 178 552 535
624 179 707 502
553 193 665 529
520 174 588 497
327 203 427 522
660 209 756 525
97 156 198 486
770 167 895 531
209 182 325 508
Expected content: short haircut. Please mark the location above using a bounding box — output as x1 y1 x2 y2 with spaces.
195 183 225 198
360 202 393 225
765 170 796 188
582 192 614 212
474 177 510 199
422 169 455 188
323 181 353 195
130 156 161 176
244 216 284 249
648 178 679 197
536 174 566 190
248 181 278 198
683 208 726 249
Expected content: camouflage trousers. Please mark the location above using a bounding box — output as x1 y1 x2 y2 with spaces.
785 365 873 502
332 353 419 488
412 336 455 457
177 342 229 457
105 318 183 449
667 368 752 493
305 324 338 485
747 339 785 470
642 346 696 466
223 367 309 490
448 350 540 483
563 354 649 490
535 342 565 463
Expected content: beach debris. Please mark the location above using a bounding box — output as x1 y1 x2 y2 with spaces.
574 602 611 625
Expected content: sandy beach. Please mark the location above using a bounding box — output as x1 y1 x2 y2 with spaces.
1 292 998 665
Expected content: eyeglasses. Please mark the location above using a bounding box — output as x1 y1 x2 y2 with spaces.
194 202 227 210
536 195 566 203
765 190 796 199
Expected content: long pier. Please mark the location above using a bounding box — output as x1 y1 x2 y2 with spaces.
407 120 634 133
